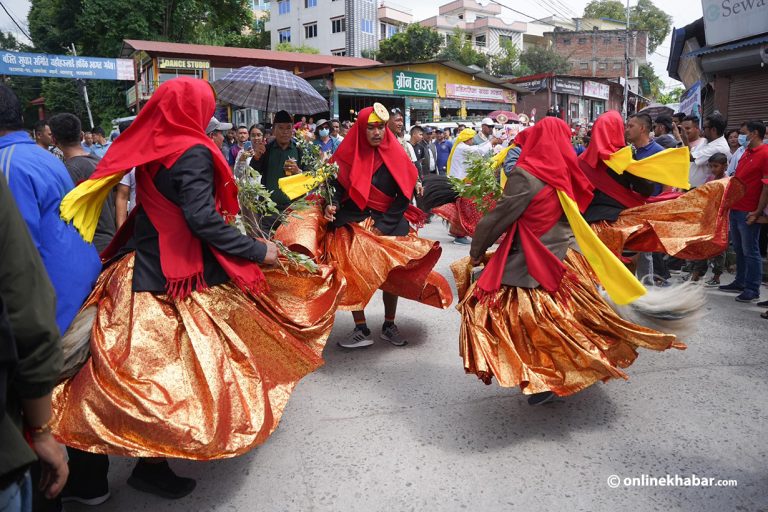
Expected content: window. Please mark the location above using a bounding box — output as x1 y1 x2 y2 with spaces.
278 0 290 15
305 0 316 6
278 27 291 43
580 62 589 70
388 25 398 38
578 37 587 45
612 62 622 70
361 19 374 34
598 62 607 70
331 17 345 33
603 36 612 44
304 22 317 38
331 48 346 56
499 34 513 45
561 38 571 45
475 34 486 47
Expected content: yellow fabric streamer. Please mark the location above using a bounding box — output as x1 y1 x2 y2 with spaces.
60 173 125 243
493 144 515 190
603 145 691 190
278 172 327 201
446 128 477 176
557 189 646 305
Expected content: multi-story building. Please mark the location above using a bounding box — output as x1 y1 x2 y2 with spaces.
419 0 526 55
546 28 648 78
266 0 409 57
250 0 271 19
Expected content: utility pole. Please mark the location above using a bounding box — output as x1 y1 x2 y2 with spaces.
71 44 95 129
622 0 630 118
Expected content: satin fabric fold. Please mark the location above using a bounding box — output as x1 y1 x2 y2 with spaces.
592 178 745 260
452 250 684 396
51 253 345 459
275 204 452 311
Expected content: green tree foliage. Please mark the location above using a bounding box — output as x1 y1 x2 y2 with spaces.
376 24 442 63
275 43 320 54
583 0 672 53
487 40 530 78
519 45 571 75
25 0 264 130
638 63 664 100
657 86 684 105
439 28 488 69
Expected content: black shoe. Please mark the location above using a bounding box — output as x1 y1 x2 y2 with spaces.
718 282 744 293
527 391 557 406
61 449 110 505
757 299 768 307
127 460 196 500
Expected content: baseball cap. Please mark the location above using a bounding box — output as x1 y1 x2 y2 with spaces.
206 117 233 134
481 117 495 126
315 119 330 129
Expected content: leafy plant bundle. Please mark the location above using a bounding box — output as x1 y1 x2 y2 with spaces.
448 151 502 214
293 136 340 208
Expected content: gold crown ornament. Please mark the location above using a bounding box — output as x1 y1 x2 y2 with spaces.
368 102 390 124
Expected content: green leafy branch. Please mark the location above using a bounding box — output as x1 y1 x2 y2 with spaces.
294 136 340 208
448 151 502 214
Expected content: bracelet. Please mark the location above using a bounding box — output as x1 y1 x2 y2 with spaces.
25 418 53 437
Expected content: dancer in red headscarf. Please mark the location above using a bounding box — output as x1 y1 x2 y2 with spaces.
582 111 743 276
452 117 693 406
52 78 345 500
276 104 452 349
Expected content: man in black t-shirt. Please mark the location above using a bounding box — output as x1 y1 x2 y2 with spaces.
50 113 116 252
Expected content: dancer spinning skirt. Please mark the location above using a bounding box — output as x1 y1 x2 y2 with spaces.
52 78 345 460
277 104 452 349
453 118 691 406
581 110 744 260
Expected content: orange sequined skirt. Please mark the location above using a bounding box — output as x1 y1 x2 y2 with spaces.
451 250 684 396
52 253 344 460
276 204 453 311
592 178 745 260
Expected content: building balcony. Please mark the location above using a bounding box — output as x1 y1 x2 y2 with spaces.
439 0 501 17
378 0 412 24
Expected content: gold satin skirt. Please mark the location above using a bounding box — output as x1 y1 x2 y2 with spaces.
52 253 344 460
451 250 684 396
592 178 745 260
276 204 453 311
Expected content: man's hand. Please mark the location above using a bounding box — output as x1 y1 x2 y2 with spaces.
283 159 300 176
672 121 682 142
746 210 759 224
324 205 337 222
470 255 484 267
415 181 424 197
32 432 69 499
238 149 254 162
261 240 278 265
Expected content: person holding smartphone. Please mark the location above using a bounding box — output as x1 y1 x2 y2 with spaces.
233 124 265 180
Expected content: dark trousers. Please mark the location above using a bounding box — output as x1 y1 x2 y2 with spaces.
730 210 762 295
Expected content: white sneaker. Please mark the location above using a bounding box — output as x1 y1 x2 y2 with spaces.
338 328 374 349
380 324 408 346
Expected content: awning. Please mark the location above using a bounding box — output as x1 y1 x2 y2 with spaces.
684 34 768 57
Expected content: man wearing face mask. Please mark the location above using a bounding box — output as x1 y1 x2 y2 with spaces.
313 119 340 156
727 121 749 177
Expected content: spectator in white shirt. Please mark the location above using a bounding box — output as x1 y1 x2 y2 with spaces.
689 114 731 187
726 124 748 176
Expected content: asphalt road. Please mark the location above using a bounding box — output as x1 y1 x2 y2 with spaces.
67 221 768 512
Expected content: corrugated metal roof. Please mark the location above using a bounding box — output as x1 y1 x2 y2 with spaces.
685 34 768 57
121 40 378 68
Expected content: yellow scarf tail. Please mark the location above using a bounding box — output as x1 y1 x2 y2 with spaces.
446 128 477 176
278 170 330 201
557 190 646 305
60 173 125 243
493 144 515 189
603 146 691 189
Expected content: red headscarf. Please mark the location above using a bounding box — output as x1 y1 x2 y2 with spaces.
97 77 265 298
516 117 594 211
580 110 626 169
330 106 418 210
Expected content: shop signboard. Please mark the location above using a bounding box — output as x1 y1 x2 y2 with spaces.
409 97 434 109
582 80 610 100
0 50 133 80
552 78 582 96
702 0 768 46
515 78 548 91
679 81 702 120
446 83 515 103
393 70 437 97
157 57 210 70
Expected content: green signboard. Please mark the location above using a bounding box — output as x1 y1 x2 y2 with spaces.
393 70 437 97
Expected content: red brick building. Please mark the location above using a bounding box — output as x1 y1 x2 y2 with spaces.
546 29 648 78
